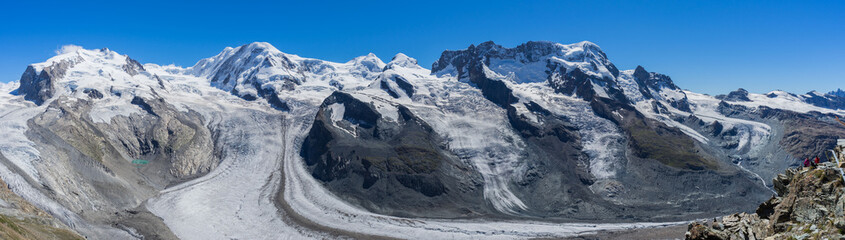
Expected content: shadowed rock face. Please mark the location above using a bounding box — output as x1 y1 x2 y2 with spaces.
301 92 491 218
17 62 72 105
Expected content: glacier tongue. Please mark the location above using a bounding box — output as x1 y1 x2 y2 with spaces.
146 105 316 239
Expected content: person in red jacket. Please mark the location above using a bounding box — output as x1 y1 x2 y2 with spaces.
814 156 820 165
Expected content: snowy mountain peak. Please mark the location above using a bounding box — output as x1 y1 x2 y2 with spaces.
384 53 421 70
432 40 619 83
190 41 291 78
243 41 279 51
16 45 156 105
34 45 121 72
347 53 386 72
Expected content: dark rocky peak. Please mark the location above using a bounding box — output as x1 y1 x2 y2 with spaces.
122 56 146 76
632 65 680 91
17 60 77 105
14 49 91 105
632 65 651 82
629 65 686 106
717 88 751 102
829 88 845 98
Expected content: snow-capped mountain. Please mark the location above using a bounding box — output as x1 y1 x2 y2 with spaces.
185 42 385 111
0 41 843 239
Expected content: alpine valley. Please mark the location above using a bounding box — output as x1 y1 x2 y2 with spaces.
0 41 843 239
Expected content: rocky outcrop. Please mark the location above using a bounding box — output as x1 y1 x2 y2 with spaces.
105 96 219 179
300 92 489 218
686 162 845 239
16 94 216 238
632 65 692 112
16 59 76 105
717 88 752 102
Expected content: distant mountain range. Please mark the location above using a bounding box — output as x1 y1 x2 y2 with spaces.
0 41 843 239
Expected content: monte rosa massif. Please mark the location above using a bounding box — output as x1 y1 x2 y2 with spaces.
0 41 843 239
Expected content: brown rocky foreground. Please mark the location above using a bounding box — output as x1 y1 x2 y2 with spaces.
686 162 845 239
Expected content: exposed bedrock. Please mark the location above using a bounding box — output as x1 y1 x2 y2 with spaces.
19 95 216 237
300 91 492 218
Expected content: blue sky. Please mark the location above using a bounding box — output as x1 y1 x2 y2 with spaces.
1 0 842 94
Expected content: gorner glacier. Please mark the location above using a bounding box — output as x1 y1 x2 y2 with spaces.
0 41 843 239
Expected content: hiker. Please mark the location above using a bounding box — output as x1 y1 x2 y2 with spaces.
804 157 811 168
814 156 821 165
